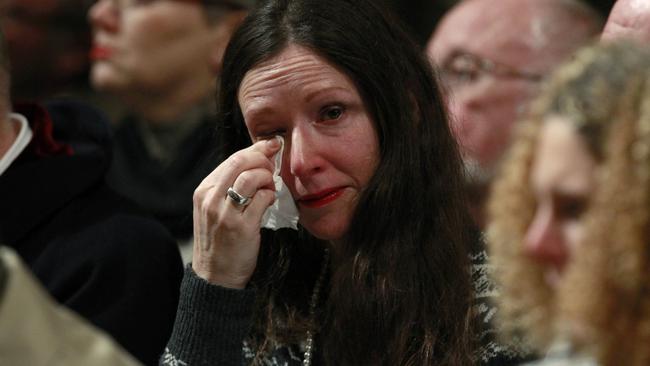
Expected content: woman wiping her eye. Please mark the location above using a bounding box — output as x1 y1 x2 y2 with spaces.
161 0 475 365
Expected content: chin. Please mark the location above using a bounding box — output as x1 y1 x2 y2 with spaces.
90 66 123 92
301 218 349 242
543 268 563 290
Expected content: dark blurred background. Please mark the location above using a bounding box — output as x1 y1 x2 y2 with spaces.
0 0 618 102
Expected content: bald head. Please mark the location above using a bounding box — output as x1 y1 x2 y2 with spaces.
602 0 650 43
426 0 603 173
429 0 602 80
427 0 602 226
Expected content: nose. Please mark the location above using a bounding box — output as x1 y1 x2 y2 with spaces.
523 205 569 271
286 127 324 179
89 0 119 33
449 79 488 112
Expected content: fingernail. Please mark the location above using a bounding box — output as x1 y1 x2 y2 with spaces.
267 137 281 149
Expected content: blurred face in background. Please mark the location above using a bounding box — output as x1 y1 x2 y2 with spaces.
428 0 600 206
88 0 227 96
524 116 596 288
428 0 543 185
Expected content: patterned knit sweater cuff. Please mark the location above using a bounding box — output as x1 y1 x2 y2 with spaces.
161 265 256 366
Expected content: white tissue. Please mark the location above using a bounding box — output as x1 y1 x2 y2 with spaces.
261 136 299 230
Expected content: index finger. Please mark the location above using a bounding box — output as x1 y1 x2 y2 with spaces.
202 137 282 185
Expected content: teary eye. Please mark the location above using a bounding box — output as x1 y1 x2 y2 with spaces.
320 105 344 121
442 53 482 86
254 129 286 141
555 196 588 221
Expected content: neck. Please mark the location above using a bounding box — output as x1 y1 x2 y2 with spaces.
0 112 18 159
135 106 206 164
120 76 216 124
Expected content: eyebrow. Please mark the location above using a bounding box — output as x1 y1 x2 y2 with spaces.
303 86 354 104
552 189 589 202
243 85 355 121
242 105 277 124
441 48 470 64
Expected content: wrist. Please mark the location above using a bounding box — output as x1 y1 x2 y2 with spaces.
191 262 249 289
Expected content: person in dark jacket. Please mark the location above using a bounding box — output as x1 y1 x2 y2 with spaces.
0 28 183 365
162 1 475 365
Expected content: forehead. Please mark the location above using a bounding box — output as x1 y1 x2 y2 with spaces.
238 44 357 106
531 115 597 194
603 0 650 42
619 0 650 12
429 0 543 67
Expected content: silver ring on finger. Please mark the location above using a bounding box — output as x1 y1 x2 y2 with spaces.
226 187 251 207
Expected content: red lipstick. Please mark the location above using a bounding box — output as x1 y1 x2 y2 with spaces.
298 188 344 208
90 46 112 60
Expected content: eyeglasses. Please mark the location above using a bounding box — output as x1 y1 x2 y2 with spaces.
440 50 542 89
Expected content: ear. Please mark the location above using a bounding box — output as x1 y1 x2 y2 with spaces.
209 10 248 75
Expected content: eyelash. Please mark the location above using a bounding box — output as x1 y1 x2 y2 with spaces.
252 104 346 140
556 199 587 220
255 130 286 141
319 104 345 122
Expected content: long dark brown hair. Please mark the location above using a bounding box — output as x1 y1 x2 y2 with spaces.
215 0 474 364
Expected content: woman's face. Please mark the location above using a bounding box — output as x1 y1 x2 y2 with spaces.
525 115 597 288
238 44 380 241
88 0 220 94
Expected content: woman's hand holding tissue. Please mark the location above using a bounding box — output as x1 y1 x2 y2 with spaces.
191 138 281 289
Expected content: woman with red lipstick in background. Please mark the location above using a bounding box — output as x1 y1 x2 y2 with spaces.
161 0 474 365
88 0 252 251
487 41 650 365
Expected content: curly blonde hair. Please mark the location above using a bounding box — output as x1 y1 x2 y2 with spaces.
486 41 650 365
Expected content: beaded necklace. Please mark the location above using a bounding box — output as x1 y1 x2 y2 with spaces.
303 247 330 366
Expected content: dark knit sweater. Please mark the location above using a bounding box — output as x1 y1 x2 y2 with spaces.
161 266 256 366
162 251 532 366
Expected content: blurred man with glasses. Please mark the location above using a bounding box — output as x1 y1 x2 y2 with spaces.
89 0 253 261
427 0 603 229
427 1 603 364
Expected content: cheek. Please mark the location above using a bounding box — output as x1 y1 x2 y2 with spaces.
121 11 174 51
355 146 380 185
278 154 296 191
482 82 531 115
564 220 585 257
341 118 380 185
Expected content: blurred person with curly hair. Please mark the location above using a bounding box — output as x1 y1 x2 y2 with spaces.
487 41 650 365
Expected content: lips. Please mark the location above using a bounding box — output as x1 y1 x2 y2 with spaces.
297 188 344 208
89 45 113 60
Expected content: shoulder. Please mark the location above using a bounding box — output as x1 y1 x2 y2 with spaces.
44 99 113 151
57 183 181 262
471 246 534 365
29 180 183 278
